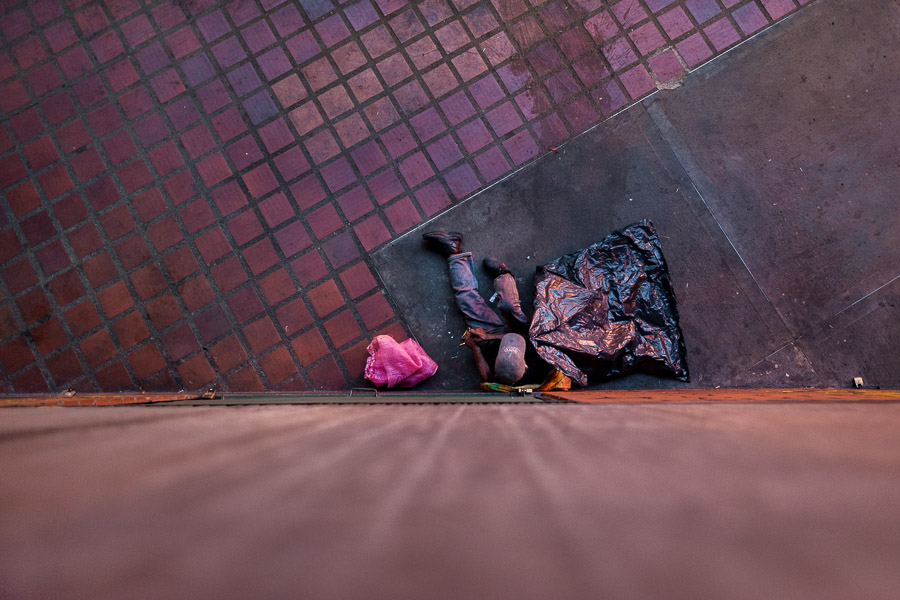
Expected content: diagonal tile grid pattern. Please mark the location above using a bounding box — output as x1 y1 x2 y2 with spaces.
0 0 814 393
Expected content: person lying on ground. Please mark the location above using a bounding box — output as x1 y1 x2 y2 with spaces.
422 230 550 386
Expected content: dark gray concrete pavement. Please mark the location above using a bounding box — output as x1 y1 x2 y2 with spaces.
2 403 899 600
373 0 900 390
647 0 900 390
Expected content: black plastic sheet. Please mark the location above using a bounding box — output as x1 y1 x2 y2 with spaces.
529 220 689 386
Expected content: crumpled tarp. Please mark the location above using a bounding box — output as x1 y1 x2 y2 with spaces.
529 220 689 386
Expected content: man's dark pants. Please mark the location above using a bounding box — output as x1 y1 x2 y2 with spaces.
447 252 527 335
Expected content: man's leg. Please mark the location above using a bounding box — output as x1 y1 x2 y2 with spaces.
483 256 528 331
493 273 528 330
447 252 507 333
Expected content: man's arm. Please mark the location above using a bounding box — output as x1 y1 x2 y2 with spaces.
463 330 493 382
467 327 505 343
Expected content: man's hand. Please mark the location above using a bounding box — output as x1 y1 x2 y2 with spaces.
466 327 507 344
462 329 479 350
467 327 490 344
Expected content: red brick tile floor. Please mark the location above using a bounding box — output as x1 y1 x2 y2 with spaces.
0 0 815 393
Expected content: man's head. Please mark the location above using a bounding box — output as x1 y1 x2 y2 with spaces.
494 333 527 385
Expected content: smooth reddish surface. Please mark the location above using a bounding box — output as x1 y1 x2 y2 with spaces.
547 388 900 403
0 0 812 393
1 402 898 599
